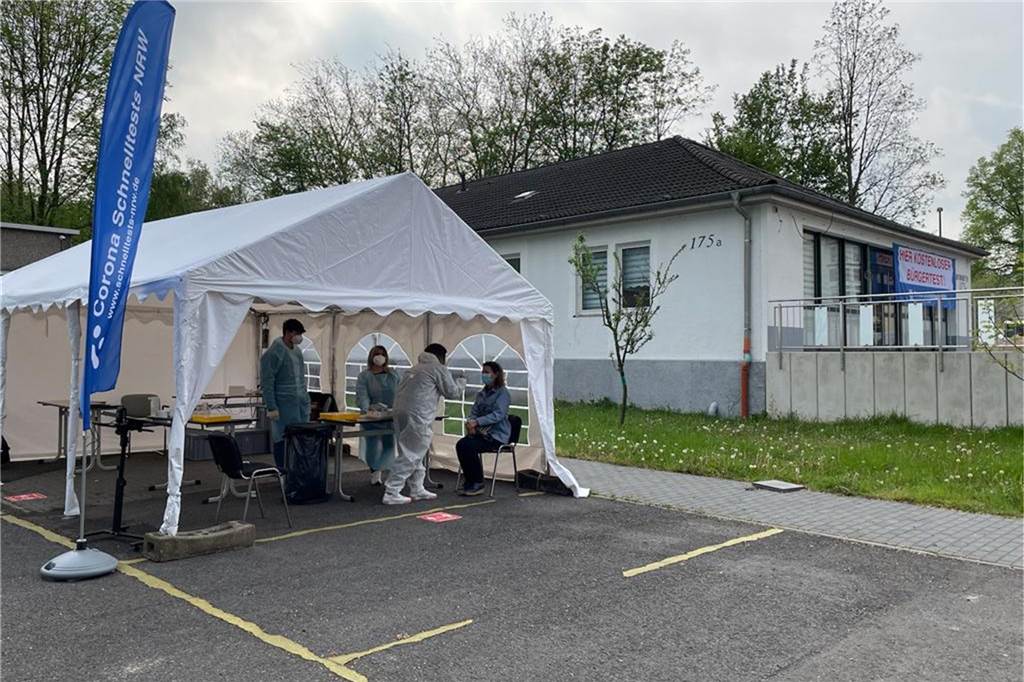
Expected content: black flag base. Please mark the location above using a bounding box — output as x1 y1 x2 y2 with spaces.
40 539 118 581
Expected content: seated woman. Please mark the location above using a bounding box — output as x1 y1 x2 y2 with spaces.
456 361 511 496
356 345 400 485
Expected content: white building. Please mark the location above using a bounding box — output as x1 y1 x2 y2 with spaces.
436 137 985 416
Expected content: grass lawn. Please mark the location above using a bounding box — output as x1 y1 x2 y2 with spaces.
555 400 1023 517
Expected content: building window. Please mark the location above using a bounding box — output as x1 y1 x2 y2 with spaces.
819 235 842 297
344 332 412 408
298 337 322 392
844 242 865 296
802 236 816 298
444 333 529 445
502 253 521 273
579 248 608 312
620 244 650 307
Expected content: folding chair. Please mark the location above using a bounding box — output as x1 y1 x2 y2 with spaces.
456 415 522 497
207 431 292 527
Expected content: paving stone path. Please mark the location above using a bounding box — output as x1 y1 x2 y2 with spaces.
566 458 1023 569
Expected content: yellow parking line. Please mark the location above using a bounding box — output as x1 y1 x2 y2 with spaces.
1 514 365 682
255 499 496 544
119 557 148 566
329 619 473 665
623 528 785 578
1 513 76 549
117 562 365 681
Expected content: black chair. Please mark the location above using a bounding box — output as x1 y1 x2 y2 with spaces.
456 415 522 497
308 392 338 420
207 431 292 527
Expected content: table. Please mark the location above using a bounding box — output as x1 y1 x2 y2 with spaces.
37 399 116 471
320 414 396 502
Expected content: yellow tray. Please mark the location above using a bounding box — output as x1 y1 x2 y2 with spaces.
319 411 361 423
190 413 232 424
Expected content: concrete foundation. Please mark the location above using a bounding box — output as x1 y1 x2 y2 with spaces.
789 354 818 420
553 358 765 417
768 350 1022 428
143 521 255 562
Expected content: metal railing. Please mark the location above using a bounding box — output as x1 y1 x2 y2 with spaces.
768 286 1023 370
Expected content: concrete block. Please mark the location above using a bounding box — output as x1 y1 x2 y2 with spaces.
905 353 938 424
749 362 767 415
873 353 905 417
143 521 255 562
1006 354 1023 427
766 353 791 416
790 353 818 420
937 352 972 427
844 352 874 419
817 353 845 421
971 352 1008 428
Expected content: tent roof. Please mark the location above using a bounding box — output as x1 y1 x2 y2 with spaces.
0 173 552 323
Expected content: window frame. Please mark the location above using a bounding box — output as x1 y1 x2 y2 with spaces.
575 244 609 317
804 230 872 300
297 336 323 392
501 252 522 273
616 240 652 311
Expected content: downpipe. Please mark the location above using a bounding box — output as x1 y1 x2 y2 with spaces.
731 192 753 419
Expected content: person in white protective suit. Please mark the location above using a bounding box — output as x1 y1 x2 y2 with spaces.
383 343 466 505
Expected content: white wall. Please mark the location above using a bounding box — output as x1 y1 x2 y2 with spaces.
486 200 979 366
487 207 746 363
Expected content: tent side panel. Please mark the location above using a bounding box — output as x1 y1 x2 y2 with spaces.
4 297 258 460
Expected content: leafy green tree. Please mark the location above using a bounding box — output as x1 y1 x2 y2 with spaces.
536 27 710 161
1 0 130 227
218 13 712 193
814 0 943 224
962 128 1024 287
708 60 845 197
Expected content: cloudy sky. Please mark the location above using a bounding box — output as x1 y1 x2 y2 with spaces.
164 0 1022 239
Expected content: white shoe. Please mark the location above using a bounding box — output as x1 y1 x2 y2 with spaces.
382 492 411 505
409 489 437 501
370 470 382 486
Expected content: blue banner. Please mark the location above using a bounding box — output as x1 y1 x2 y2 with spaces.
893 242 957 309
82 1 175 429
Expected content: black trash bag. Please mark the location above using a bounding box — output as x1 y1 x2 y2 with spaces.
283 423 334 505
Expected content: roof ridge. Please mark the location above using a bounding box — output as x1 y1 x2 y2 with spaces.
671 137 776 188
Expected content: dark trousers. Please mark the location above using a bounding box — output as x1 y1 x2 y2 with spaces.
273 440 286 471
456 433 500 485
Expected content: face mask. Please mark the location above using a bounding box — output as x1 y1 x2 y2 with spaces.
481 373 494 386
372 355 386 367
292 334 303 345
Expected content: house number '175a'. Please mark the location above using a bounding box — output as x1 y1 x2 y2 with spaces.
683 234 723 250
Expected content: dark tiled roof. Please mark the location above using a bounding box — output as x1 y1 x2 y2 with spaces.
434 137 986 257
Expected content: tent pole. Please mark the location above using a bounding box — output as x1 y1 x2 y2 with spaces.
0 309 8 450
329 310 338 397
63 302 82 517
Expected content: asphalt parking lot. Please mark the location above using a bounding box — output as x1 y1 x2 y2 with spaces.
2 453 1021 681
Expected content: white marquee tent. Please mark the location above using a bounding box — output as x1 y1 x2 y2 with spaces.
0 172 587 535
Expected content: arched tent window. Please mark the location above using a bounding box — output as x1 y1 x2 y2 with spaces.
298 337 322 392
344 332 412 409
445 334 529 444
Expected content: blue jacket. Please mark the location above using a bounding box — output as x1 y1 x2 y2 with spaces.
470 385 511 444
356 368 400 412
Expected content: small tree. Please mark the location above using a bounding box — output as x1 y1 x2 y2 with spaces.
569 234 684 426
